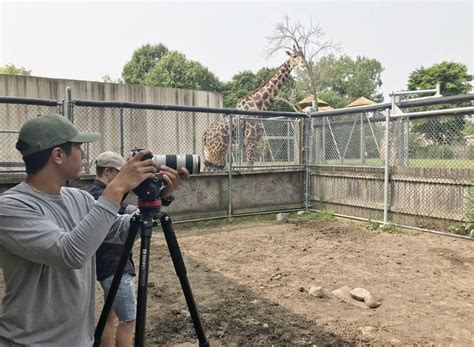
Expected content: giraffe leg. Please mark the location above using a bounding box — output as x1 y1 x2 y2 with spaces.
243 120 264 167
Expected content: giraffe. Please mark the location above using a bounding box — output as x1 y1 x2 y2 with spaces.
202 47 305 170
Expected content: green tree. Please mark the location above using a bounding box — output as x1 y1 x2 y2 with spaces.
330 55 383 104
408 61 472 96
102 74 123 83
0 64 31 76
222 67 296 111
316 89 345 109
144 51 221 92
122 43 169 84
407 61 472 144
222 70 259 108
464 120 474 135
296 54 384 108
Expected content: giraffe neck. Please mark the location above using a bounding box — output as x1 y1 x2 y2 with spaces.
237 58 296 110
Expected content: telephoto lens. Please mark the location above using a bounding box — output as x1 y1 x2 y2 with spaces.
152 154 201 174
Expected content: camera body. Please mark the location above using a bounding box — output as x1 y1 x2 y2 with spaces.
133 172 164 204
130 148 200 205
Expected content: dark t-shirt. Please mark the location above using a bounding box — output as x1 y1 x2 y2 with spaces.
89 179 136 281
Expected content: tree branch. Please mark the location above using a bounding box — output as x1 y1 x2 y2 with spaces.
265 15 339 102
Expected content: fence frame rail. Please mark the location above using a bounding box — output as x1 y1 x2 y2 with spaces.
0 90 473 238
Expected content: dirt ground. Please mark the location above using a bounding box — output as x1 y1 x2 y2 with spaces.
96 215 474 346
1 215 473 345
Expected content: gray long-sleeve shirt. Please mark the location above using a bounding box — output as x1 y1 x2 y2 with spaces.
0 182 131 346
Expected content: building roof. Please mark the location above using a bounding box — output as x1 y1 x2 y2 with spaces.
318 105 334 111
346 96 376 108
297 95 330 108
302 105 333 113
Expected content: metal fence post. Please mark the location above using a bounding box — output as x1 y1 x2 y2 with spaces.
383 97 395 224
360 114 366 164
322 116 326 164
287 121 291 162
66 87 73 122
119 107 125 157
227 114 233 217
84 143 90 174
304 114 311 210
236 115 241 166
313 116 322 164
400 115 409 166
59 99 65 116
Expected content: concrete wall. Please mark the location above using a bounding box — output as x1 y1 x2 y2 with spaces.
0 74 223 105
0 169 305 221
311 165 474 230
0 75 224 166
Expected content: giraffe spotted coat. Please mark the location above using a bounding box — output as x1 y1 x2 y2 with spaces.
202 48 305 170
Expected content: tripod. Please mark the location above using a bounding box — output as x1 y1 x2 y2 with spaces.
94 200 209 347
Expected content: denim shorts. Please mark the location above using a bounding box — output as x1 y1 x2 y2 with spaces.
100 274 137 322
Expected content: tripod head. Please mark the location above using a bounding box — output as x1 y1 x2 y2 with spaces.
133 172 164 218
131 148 166 217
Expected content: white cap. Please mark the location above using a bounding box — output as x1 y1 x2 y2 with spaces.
95 151 125 170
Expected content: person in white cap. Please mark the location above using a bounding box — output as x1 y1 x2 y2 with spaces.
89 151 139 347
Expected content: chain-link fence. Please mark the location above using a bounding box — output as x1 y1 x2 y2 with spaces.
388 101 473 235
1 93 473 236
310 94 474 237
0 97 63 172
310 108 387 224
71 100 305 220
311 108 387 167
228 115 303 169
71 101 304 174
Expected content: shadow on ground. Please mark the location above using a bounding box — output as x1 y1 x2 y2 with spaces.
142 241 354 346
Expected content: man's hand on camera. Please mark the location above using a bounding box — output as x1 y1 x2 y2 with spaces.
103 149 157 204
159 165 190 199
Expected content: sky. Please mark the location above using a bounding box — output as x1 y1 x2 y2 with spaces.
1 0 473 102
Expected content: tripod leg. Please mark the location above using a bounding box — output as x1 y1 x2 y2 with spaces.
160 213 209 347
135 215 154 347
94 214 141 347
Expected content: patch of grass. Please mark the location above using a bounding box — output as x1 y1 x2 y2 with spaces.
381 223 400 233
288 210 336 222
378 223 422 236
174 214 275 231
175 210 338 232
365 220 380 231
448 187 474 237
448 222 473 236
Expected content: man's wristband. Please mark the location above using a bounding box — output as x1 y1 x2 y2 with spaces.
161 194 175 206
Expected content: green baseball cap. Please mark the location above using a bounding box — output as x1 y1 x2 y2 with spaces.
16 114 101 156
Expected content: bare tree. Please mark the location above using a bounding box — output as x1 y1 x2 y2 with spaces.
265 15 339 111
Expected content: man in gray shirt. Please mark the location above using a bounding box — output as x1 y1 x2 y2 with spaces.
0 114 188 346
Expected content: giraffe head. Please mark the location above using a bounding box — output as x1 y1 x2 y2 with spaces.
286 46 305 70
